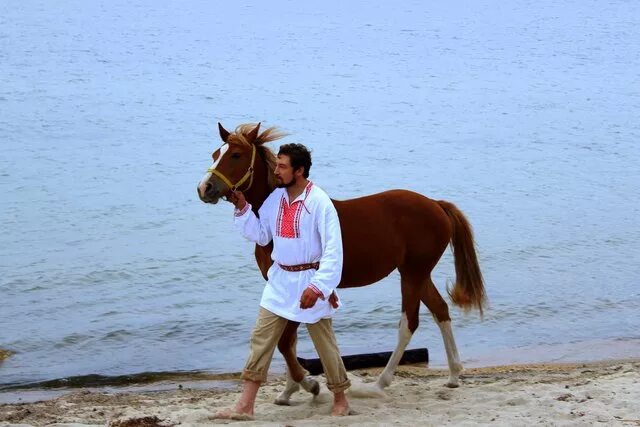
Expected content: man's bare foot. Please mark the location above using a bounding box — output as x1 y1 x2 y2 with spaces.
210 380 259 420
330 402 351 416
331 391 350 416
210 407 254 421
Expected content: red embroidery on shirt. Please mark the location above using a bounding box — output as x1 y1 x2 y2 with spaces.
278 197 302 238
234 203 251 217
276 182 313 239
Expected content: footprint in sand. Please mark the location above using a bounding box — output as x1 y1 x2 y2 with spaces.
435 390 453 401
504 397 527 406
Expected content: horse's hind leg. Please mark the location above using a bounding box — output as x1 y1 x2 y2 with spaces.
421 278 463 387
375 271 422 390
274 321 320 405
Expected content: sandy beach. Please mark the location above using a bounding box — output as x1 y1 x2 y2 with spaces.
1 359 638 426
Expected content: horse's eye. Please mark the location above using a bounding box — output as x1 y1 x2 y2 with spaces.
231 153 241 159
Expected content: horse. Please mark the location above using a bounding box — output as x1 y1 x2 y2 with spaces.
197 122 486 404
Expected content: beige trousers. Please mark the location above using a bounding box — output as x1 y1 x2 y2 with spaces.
242 307 351 393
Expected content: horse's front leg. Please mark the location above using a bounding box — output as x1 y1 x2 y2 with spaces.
274 320 320 405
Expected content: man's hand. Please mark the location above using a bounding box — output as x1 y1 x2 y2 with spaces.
229 190 247 210
300 287 320 309
328 291 339 309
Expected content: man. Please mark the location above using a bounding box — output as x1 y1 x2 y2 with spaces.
214 143 351 420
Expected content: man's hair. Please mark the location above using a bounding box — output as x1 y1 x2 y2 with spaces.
278 143 312 178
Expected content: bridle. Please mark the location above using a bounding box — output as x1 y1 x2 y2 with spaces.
207 144 257 194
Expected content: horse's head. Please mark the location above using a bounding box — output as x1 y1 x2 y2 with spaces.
197 122 283 205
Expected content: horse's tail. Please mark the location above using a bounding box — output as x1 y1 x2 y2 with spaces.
437 200 487 316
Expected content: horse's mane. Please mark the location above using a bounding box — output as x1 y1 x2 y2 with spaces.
228 123 286 190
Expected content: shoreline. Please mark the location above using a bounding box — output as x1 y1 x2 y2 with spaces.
4 335 640 393
1 358 639 426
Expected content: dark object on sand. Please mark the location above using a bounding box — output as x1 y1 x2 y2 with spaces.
110 416 172 427
297 348 429 375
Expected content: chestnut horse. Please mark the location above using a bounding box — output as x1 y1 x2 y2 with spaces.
197 123 486 403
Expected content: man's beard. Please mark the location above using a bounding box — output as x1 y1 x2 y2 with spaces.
276 175 296 188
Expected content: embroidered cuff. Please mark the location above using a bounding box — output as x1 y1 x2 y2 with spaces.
234 202 251 217
308 284 325 300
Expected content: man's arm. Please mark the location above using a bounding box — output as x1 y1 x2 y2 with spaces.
231 191 272 246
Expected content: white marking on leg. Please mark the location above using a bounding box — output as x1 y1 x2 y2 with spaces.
274 371 299 406
300 376 320 395
198 143 228 194
432 314 463 387
274 372 319 405
376 312 413 390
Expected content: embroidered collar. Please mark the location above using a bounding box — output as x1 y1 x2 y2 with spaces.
283 181 314 205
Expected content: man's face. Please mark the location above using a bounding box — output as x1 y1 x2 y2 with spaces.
275 154 302 188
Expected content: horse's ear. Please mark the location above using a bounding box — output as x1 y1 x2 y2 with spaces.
247 122 261 144
218 122 230 142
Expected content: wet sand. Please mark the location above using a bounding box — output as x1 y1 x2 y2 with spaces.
1 359 638 426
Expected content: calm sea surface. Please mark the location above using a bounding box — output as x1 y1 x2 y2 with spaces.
1 0 639 387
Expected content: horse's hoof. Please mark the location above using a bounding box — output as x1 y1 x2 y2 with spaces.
301 378 320 395
372 384 388 398
360 384 387 398
445 381 460 388
274 397 292 406
345 378 387 398
375 374 392 390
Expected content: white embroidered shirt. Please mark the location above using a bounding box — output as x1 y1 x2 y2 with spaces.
233 182 343 323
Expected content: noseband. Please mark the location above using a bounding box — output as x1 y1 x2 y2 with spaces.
207 144 257 194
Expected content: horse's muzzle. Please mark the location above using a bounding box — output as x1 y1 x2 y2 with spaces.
197 182 222 204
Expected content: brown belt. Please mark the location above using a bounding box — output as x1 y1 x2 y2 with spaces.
278 262 320 272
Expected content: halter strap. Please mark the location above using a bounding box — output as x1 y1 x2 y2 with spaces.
208 144 257 193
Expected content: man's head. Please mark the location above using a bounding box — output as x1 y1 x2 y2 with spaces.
275 143 312 188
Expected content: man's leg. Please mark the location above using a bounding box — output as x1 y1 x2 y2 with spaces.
213 307 288 419
306 318 351 416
